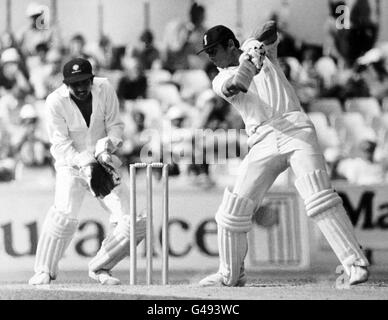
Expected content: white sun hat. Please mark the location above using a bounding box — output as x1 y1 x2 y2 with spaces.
26 2 44 17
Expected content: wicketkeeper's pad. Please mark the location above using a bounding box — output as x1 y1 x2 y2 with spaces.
89 215 146 272
34 208 79 279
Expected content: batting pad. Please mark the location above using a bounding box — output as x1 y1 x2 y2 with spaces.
295 170 369 274
88 215 146 272
34 208 79 279
215 189 255 286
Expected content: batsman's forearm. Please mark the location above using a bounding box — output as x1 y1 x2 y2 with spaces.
222 76 244 97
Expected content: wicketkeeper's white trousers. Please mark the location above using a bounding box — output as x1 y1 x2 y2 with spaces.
54 166 130 224
32 166 140 278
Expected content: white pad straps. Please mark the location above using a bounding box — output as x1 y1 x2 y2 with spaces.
89 215 146 272
215 189 255 233
295 169 332 199
295 170 343 217
34 208 79 279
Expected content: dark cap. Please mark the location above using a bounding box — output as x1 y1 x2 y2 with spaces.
63 58 94 85
197 25 237 54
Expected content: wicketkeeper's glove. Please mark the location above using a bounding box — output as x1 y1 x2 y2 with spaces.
80 160 119 199
96 152 121 187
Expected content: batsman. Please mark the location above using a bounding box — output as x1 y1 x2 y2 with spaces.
29 58 146 286
197 22 369 287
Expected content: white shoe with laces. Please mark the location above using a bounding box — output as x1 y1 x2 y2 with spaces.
349 265 369 285
28 272 51 285
89 270 121 285
199 271 247 287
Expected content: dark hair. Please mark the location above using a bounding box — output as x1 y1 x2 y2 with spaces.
371 60 388 82
71 34 85 44
219 37 240 50
190 2 205 24
99 35 111 48
35 42 49 53
140 29 154 43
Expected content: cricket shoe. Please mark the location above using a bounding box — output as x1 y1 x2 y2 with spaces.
349 265 369 286
199 271 247 287
256 20 278 45
28 272 52 285
89 270 121 285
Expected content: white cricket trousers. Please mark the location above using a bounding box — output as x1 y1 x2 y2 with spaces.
234 111 325 200
54 166 130 223
229 111 369 275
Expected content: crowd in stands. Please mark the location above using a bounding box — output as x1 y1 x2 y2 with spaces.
1 0 388 188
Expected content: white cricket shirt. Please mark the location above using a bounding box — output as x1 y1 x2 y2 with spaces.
212 55 303 136
45 77 124 168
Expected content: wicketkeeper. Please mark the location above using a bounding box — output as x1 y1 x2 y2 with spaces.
197 22 370 287
29 58 146 286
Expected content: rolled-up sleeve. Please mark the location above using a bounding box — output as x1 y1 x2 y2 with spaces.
46 95 94 167
103 80 124 149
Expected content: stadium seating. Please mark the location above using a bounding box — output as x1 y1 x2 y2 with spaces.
315 56 337 89
373 112 388 144
171 69 211 101
284 57 301 78
308 98 343 126
148 83 182 110
145 69 172 86
308 112 340 151
126 99 163 128
334 112 376 156
382 97 388 113
102 70 124 92
344 97 382 125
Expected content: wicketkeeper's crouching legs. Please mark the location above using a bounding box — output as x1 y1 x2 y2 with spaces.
199 189 255 287
295 169 370 285
29 170 147 286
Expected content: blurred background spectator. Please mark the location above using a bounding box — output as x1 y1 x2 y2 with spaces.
0 48 32 98
336 138 388 184
131 30 161 71
67 33 92 60
1 0 388 189
268 0 299 59
160 2 207 73
16 2 61 57
117 56 148 107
